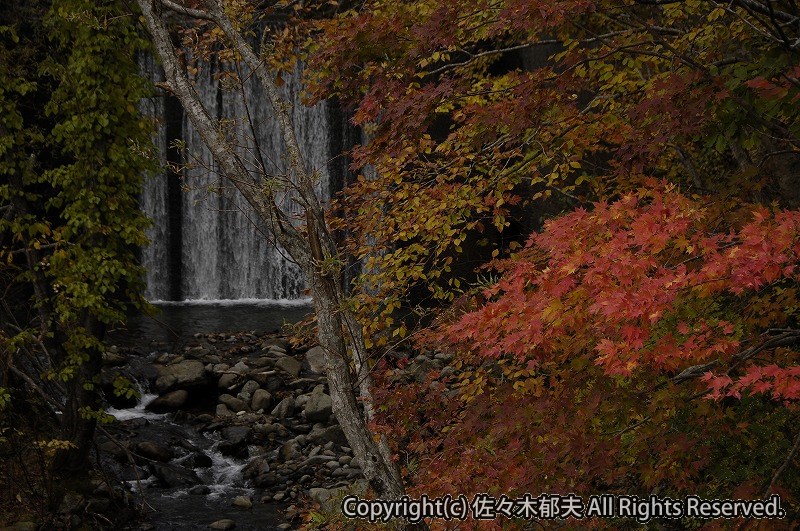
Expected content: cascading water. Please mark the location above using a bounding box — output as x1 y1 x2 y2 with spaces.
140 54 337 301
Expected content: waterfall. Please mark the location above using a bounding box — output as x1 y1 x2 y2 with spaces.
140 55 337 301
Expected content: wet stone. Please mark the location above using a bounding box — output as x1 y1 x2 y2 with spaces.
232 496 252 509
209 519 236 530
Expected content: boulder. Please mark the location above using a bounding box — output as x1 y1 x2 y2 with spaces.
102 350 128 367
217 426 251 458
307 424 348 446
258 374 286 393
232 496 252 509
242 457 270 480
250 389 272 412
279 441 301 462
135 441 173 463
217 373 239 389
145 390 189 413
303 385 332 423
251 472 279 488
275 356 302 377
304 346 327 374
211 363 231 376
237 380 260 402
270 397 295 419
155 360 207 393
232 361 250 373
218 394 248 413
309 487 332 505
149 463 201 487
268 346 287 356
261 337 291 351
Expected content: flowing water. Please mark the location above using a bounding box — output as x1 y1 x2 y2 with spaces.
108 301 313 530
139 54 338 302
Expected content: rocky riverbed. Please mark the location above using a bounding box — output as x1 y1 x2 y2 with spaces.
92 329 370 530
1 300 454 531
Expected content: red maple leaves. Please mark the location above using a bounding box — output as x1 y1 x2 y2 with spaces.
446 183 800 399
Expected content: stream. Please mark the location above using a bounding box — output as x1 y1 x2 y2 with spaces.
104 300 316 531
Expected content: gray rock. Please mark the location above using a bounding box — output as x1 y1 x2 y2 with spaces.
232 496 252 509
268 346 287 356
261 337 291 351
251 471 279 488
209 519 236 530
303 385 332 423
212 363 231 375
275 356 302 377
135 441 173 463
232 361 249 373
217 373 239 389
224 425 251 444
189 485 211 495
102 350 127 367
145 389 189 413
242 457 270 480
216 404 233 417
219 394 248 413
155 360 207 393
99 439 128 461
295 394 309 408
270 396 295 419
237 380 260 402
304 346 327 374
119 465 149 482
279 441 301 462
218 426 251 458
307 425 347 446
249 357 273 368
309 487 332 505
262 375 286 393
250 389 272 412
150 463 201 487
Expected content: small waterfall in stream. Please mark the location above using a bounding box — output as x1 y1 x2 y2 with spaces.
139 54 349 301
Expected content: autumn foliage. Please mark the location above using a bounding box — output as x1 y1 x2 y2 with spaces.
448 186 800 399
266 0 800 525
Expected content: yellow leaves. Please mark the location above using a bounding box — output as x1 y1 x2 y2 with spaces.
392 324 407 338
418 50 450 69
707 6 725 22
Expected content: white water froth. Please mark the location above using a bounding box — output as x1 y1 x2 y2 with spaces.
106 393 165 421
205 440 253 500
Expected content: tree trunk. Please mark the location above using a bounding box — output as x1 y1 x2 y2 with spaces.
135 2 422 522
51 314 103 477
